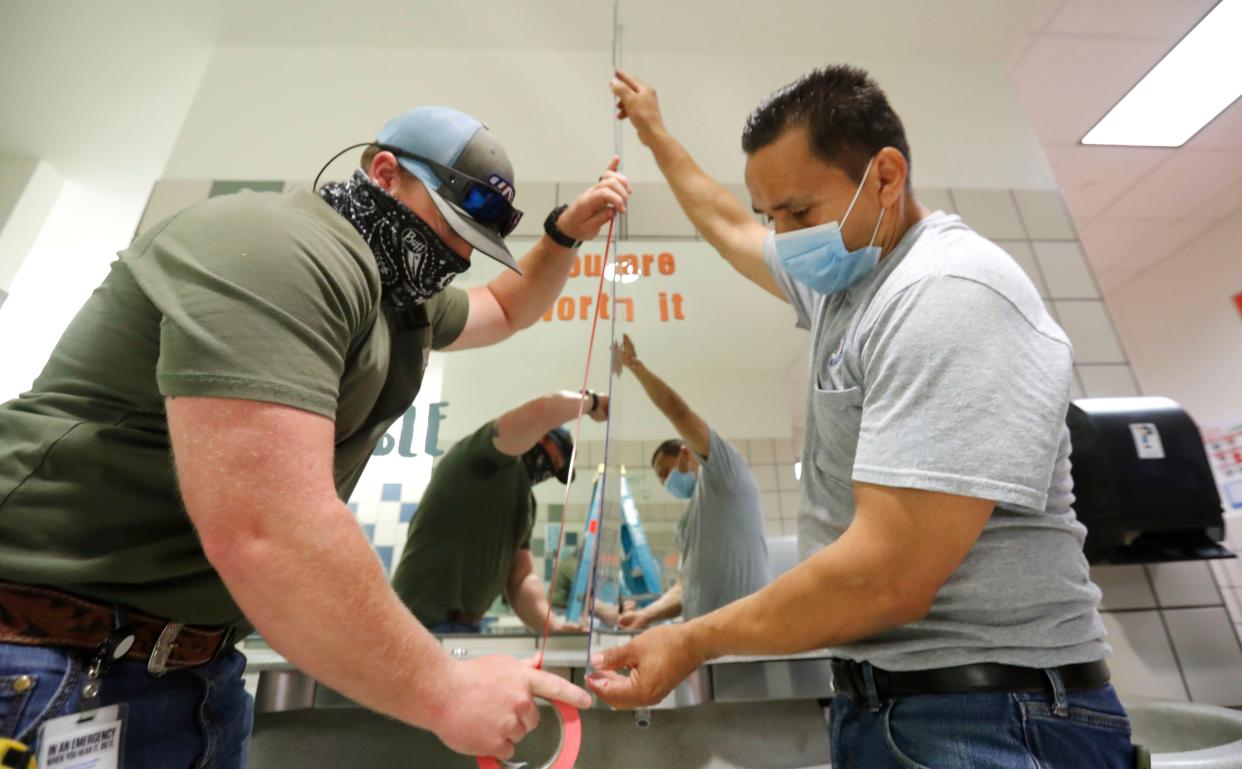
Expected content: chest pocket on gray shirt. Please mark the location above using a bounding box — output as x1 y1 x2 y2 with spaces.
808 384 863 489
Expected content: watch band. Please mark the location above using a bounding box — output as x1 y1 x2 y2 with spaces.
544 204 582 249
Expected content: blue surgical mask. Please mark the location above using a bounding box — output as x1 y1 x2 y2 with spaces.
664 468 697 500
768 156 886 295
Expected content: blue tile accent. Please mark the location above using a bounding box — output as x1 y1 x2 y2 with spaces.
376 546 394 574
347 502 358 514
399 502 418 522
362 524 375 542
381 483 402 501
566 532 579 547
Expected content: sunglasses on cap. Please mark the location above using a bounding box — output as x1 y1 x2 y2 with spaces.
375 143 524 238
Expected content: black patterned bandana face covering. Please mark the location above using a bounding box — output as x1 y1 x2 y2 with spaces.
521 443 558 485
319 170 470 309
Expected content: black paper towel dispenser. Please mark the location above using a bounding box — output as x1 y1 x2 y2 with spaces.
1067 396 1234 565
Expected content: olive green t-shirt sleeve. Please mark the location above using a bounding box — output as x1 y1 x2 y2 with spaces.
126 199 374 419
427 286 469 350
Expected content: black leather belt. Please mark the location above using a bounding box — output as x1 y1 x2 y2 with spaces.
831 658 1111 700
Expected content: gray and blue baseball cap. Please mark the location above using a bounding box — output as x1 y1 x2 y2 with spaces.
377 106 521 273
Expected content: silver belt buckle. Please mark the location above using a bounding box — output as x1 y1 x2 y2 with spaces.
147 622 184 676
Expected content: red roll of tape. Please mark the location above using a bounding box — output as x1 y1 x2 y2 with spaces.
476 699 582 769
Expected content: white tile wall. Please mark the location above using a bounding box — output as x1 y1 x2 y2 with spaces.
625 182 696 238
376 501 401 524
1162 607 1242 706
749 438 776 464
914 187 956 215
1054 301 1128 364
1217 555 1242 589
138 180 213 234
1100 612 1189 702
995 240 1049 298
618 440 645 468
750 464 779 492
1013 190 1077 241
778 465 800 491
1033 241 1099 299
1077 364 1141 397
950 189 1026 240
510 182 558 238
373 521 402 548
1148 562 1222 608
779 491 801 517
1091 565 1157 610
774 438 797 464
1223 585 1242 623
760 493 781 520
355 502 380 524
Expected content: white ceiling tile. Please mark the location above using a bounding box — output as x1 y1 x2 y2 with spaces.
1199 176 1242 221
1011 36 1173 143
1078 217 1167 271
1097 151 1242 220
1187 99 1242 151
1044 143 1173 219
1094 262 1145 294
1042 0 1217 39
1094 218 1217 288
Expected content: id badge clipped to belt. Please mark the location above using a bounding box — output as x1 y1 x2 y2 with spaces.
36 705 126 769
36 625 136 769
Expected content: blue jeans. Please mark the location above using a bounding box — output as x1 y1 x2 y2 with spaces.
0 642 253 769
829 667 1134 768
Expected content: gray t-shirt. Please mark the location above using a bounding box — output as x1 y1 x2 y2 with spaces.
675 430 772 619
766 211 1108 671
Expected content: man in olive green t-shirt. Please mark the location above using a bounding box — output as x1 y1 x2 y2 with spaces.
0 106 632 765
392 389 608 634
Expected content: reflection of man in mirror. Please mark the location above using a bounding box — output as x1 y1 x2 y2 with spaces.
0 105 630 763
551 542 638 627
616 334 771 631
392 390 609 634
593 68 1128 768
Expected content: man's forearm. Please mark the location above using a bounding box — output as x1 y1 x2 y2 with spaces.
641 582 683 623
628 362 692 424
205 500 450 728
487 237 577 331
682 534 924 660
509 573 554 631
644 130 758 256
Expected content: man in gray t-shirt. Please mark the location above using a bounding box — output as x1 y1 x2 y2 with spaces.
591 67 1131 769
616 334 771 628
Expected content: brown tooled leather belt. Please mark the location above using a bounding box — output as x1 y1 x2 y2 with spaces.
0 581 235 675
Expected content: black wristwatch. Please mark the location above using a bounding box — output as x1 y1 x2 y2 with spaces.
544 204 582 249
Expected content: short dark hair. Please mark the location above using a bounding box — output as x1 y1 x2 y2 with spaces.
741 64 911 186
650 439 685 467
